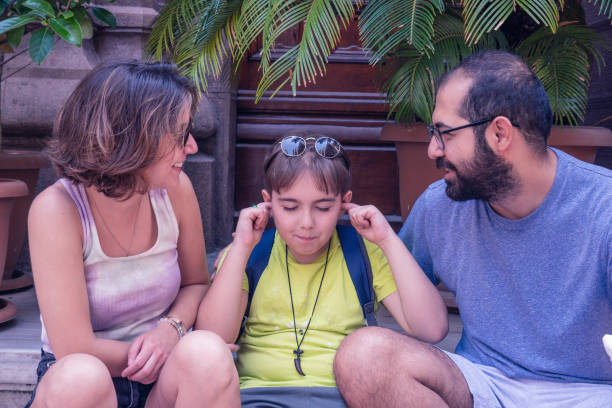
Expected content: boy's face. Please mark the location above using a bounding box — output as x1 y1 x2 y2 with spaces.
263 172 351 264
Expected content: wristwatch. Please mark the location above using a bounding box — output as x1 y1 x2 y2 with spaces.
159 316 186 339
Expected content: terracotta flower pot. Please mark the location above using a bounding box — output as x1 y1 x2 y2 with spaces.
0 149 50 291
0 178 28 323
380 124 612 221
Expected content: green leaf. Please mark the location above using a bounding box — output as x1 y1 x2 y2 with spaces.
0 15 38 35
29 27 54 64
49 16 82 46
73 7 93 39
91 7 117 28
588 0 611 18
151 0 242 92
360 0 444 61
516 23 608 124
22 0 56 17
380 12 508 124
6 25 25 48
462 0 560 46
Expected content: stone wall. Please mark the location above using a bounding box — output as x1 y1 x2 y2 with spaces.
1 0 236 252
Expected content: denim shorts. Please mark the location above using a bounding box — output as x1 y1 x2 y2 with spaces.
240 386 346 408
25 350 155 408
444 351 612 408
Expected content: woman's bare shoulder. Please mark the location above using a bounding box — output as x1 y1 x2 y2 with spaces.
29 180 81 226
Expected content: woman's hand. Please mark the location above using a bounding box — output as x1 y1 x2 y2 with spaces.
120 322 180 384
343 203 395 248
233 203 271 250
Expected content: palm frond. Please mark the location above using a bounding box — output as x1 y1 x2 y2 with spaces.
531 44 589 125
516 23 607 124
382 12 507 123
359 0 444 63
233 0 269 67
516 22 606 74
170 0 242 90
463 0 560 47
147 0 206 59
259 1 311 72
587 0 612 18
254 0 362 100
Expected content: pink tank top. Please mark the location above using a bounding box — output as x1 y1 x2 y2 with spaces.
41 180 181 352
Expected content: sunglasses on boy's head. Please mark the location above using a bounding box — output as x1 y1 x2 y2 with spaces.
279 136 343 159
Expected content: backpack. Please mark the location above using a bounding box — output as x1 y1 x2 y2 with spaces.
239 224 378 341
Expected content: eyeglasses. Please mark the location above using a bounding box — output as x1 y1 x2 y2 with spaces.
427 118 520 151
279 136 343 159
181 120 193 147
264 135 347 172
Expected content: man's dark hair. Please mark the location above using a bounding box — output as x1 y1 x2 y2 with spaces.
439 50 552 155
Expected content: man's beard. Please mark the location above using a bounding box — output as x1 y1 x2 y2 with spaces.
436 139 519 202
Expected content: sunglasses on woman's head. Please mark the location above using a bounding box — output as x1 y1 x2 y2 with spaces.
279 136 343 159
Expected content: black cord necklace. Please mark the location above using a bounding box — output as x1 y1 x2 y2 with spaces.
286 241 331 376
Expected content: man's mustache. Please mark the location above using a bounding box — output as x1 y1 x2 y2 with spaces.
436 158 458 172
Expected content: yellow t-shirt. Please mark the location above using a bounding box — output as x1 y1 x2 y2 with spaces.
234 229 397 389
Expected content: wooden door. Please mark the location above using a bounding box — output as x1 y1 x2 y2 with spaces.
235 17 401 227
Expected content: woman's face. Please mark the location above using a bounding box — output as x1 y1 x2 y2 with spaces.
141 107 198 189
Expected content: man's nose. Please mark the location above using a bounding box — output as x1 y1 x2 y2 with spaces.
427 136 444 160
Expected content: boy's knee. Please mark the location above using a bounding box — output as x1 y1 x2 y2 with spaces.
43 353 113 404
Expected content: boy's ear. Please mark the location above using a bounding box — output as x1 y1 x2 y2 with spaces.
261 189 271 202
342 190 353 204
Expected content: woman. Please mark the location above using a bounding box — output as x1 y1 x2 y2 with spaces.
26 60 239 408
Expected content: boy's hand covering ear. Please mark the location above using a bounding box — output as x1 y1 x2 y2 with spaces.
234 202 272 250
343 203 394 247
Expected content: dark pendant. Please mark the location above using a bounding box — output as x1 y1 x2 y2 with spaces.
293 349 306 376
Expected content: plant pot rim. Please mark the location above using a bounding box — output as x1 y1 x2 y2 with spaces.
0 178 28 198
380 123 612 147
0 149 51 170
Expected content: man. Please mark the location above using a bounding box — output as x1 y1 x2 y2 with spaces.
333 50 612 407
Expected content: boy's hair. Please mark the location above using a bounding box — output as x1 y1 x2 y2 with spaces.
263 131 351 196
48 59 199 198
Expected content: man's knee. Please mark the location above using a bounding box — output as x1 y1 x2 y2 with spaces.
336 327 406 372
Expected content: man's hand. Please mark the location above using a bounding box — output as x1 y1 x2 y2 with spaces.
121 322 180 384
343 203 395 248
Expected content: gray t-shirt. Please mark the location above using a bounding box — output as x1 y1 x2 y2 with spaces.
399 148 612 384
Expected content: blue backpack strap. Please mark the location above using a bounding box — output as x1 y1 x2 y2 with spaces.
237 229 276 342
336 225 378 326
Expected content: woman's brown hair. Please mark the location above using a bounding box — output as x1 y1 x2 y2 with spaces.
263 131 351 196
49 59 199 198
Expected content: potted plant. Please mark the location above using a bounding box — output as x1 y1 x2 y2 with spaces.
146 0 612 221
0 0 116 296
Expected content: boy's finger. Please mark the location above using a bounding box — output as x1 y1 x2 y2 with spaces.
342 202 358 211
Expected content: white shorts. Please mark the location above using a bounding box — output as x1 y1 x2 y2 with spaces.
444 351 612 408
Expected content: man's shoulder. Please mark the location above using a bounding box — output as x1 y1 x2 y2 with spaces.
557 148 612 184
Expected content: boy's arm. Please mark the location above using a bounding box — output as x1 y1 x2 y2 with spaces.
344 203 448 343
196 203 270 343
195 243 249 343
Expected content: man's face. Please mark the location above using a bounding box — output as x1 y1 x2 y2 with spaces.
429 76 518 202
